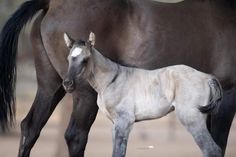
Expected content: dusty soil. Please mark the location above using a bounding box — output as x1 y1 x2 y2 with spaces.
0 110 236 157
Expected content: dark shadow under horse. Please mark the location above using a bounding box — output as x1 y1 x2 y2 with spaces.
0 0 235 157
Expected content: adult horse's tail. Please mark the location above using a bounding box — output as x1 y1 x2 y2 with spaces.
199 78 223 114
0 0 49 131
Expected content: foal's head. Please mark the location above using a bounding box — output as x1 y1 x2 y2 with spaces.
63 32 95 93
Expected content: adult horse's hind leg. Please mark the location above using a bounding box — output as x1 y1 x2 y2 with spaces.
209 88 236 155
19 86 65 157
175 106 222 157
18 13 65 157
64 81 98 157
18 51 65 156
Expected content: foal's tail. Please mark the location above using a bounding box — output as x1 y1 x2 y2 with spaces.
0 0 49 131
199 78 223 114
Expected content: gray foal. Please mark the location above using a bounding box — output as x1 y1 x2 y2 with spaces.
63 32 223 157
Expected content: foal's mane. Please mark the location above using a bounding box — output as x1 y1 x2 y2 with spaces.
74 40 86 46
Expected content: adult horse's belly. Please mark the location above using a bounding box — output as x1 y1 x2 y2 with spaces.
40 3 93 78
40 0 236 89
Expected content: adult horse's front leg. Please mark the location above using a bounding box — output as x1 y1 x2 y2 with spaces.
112 114 134 157
209 88 236 156
64 80 98 157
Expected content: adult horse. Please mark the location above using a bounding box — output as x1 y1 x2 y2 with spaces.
0 0 235 157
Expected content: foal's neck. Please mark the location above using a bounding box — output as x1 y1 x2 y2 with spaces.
86 48 120 92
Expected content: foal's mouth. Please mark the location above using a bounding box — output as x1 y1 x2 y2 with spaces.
64 86 75 93
63 79 75 93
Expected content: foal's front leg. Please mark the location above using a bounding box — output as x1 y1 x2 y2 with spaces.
112 114 134 157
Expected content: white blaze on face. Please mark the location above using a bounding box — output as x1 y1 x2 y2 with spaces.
71 47 83 57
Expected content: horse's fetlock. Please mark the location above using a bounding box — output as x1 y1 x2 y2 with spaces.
64 131 73 143
20 119 28 132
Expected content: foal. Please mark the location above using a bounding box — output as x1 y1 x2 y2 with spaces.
63 32 223 157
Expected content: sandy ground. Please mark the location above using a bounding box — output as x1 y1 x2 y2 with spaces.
0 110 235 157
86 112 236 157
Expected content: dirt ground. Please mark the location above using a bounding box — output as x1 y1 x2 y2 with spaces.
0 109 235 157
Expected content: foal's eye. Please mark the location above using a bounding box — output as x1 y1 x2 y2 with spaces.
82 59 88 64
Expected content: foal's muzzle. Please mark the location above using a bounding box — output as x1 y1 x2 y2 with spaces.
63 78 75 93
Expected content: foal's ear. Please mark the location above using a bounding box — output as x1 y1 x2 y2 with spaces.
88 32 95 47
64 33 75 48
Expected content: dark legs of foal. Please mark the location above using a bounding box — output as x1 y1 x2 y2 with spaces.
65 81 98 157
208 88 236 156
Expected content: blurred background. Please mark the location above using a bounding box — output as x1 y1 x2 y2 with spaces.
0 0 235 157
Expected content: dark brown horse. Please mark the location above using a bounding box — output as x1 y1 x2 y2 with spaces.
0 0 235 157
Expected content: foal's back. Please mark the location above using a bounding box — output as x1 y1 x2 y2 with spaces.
133 64 216 106
114 65 215 121
156 65 217 108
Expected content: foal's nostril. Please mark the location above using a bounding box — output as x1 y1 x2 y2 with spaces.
63 79 74 87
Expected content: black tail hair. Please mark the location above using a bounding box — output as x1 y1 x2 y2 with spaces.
199 78 223 114
0 0 48 131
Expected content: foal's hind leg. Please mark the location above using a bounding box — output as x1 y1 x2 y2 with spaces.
64 81 98 157
175 106 222 157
